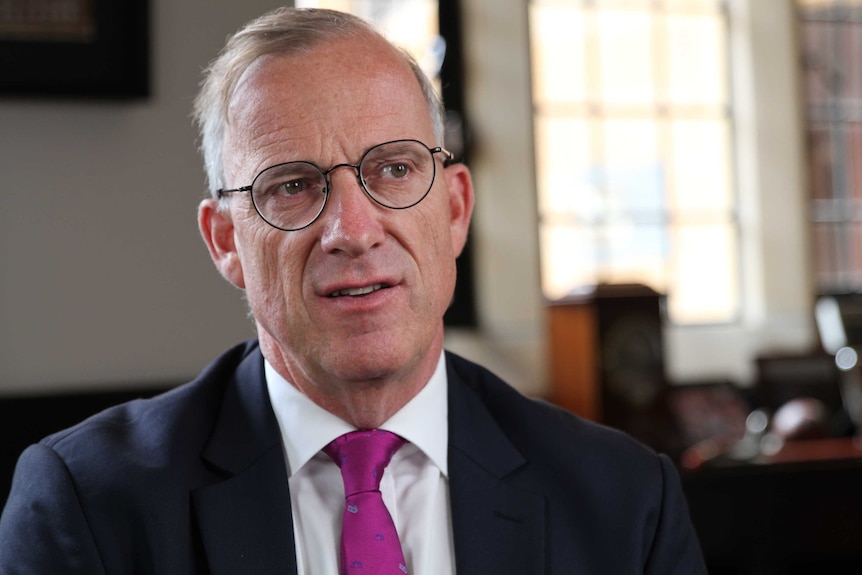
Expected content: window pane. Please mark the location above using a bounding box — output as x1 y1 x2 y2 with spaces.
851 223 862 285
597 10 655 104
602 164 666 217
816 222 862 289
595 0 652 9
295 0 352 9
541 222 670 301
665 0 725 11
603 119 659 170
808 123 834 200
667 14 726 105
535 116 592 217
295 0 441 79
530 4 586 104
540 224 596 300
670 224 737 323
851 123 862 199
600 222 669 284
802 20 833 105
848 19 862 99
602 119 664 217
670 119 732 213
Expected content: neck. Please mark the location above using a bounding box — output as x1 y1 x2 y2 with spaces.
258 330 443 429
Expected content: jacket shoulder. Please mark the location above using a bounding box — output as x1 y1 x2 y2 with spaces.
445 349 665 483
42 340 259 474
0 341 263 573
445 350 706 573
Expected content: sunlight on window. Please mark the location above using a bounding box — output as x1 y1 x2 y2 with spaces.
598 10 654 103
530 0 736 325
295 0 442 83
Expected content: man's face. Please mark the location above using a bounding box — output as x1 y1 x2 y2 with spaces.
201 35 473 399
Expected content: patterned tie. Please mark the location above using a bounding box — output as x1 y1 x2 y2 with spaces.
324 430 409 575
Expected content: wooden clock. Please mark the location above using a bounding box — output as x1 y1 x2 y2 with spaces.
548 284 675 451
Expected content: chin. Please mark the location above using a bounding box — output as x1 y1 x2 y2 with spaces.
325 350 409 383
322 332 430 383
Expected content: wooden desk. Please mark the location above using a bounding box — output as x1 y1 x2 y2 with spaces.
683 442 862 574
763 437 862 464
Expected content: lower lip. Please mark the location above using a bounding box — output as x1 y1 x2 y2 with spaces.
322 285 398 311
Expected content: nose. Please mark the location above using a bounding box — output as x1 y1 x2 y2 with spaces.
318 165 386 256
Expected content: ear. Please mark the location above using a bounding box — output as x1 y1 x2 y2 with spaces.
443 163 475 257
198 198 246 289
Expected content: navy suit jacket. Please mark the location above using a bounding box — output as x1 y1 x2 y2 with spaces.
0 340 706 574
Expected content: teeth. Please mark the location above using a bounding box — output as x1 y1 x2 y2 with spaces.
330 283 386 297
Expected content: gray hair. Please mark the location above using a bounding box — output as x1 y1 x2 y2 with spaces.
192 7 446 198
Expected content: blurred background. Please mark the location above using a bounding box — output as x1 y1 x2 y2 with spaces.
2 0 862 572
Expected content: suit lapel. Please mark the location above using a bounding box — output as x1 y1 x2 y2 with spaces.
446 355 547 574
191 348 298 575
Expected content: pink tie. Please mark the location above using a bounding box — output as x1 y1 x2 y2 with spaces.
324 430 409 575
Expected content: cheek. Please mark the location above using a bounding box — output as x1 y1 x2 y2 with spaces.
413 208 458 293
236 224 305 304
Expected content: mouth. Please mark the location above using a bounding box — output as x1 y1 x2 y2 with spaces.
328 283 390 298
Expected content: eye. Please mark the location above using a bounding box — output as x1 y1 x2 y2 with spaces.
279 179 308 195
262 177 319 200
381 162 410 179
255 162 325 201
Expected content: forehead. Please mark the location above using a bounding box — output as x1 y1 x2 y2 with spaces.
224 34 434 168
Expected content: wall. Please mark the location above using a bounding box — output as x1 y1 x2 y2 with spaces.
457 0 547 397
0 0 286 394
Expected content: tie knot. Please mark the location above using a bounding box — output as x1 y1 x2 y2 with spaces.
324 430 406 496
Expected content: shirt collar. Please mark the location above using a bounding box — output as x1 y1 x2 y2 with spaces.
265 351 449 478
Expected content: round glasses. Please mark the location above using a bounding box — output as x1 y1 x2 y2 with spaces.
217 139 454 231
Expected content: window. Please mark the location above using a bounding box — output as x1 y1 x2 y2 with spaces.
294 0 443 86
529 0 736 324
800 0 862 292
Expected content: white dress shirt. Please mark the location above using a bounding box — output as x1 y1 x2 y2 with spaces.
265 352 456 575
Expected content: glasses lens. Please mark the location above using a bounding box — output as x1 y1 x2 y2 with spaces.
251 162 327 230
359 140 436 209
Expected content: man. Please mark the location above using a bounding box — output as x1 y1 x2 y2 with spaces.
0 7 706 574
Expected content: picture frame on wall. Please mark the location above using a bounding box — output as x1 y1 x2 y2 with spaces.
0 0 148 98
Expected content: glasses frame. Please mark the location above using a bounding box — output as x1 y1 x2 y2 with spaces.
217 139 455 232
